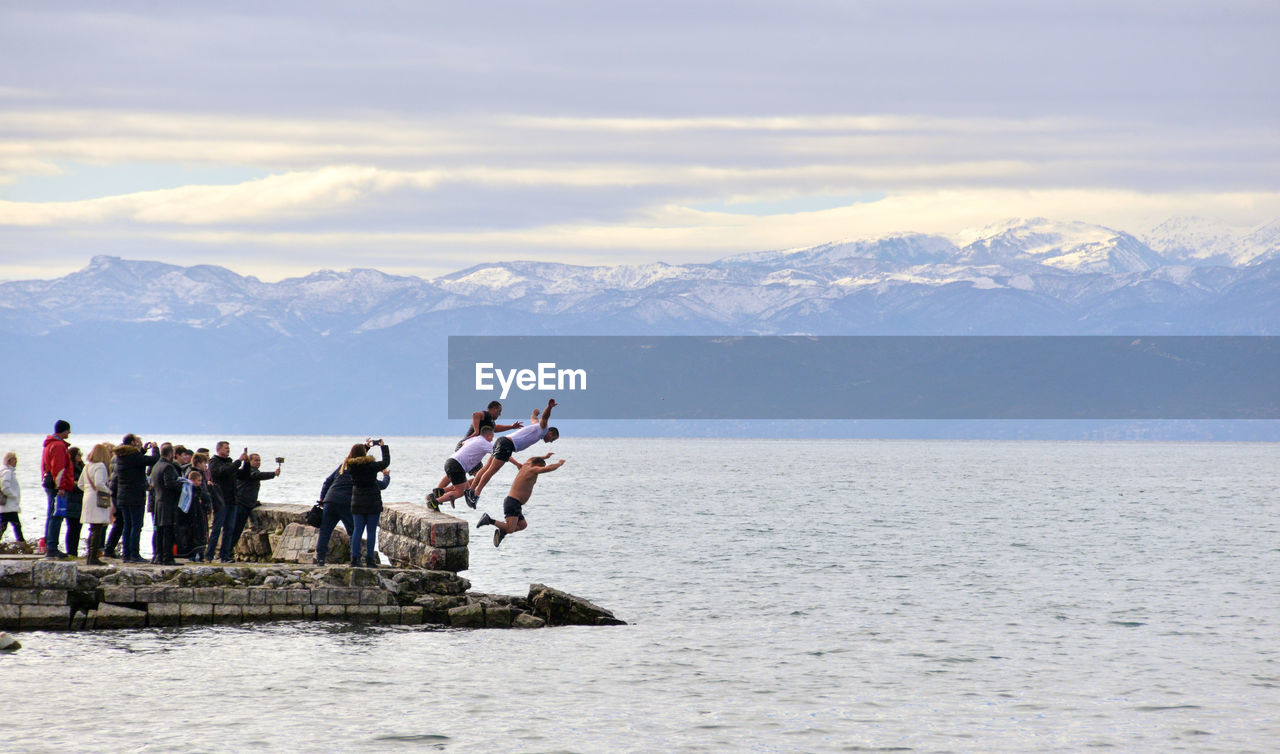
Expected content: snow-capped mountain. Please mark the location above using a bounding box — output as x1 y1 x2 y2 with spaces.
1143 215 1280 267
954 218 1166 274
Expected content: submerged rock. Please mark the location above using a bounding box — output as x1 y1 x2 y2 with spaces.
0 632 21 651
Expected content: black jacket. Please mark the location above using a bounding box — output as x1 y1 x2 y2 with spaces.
320 465 390 507
110 444 159 507
235 463 276 509
151 458 182 526
347 445 391 515
208 455 241 508
67 459 85 518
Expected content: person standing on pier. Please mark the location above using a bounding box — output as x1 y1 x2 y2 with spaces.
0 452 24 545
208 441 243 562
476 453 565 548
315 448 390 567
344 440 391 568
40 419 73 559
226 453 281 561
80 443 115 566
111 435 160 563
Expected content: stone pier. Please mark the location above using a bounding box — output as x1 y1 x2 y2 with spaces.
0 560 625 631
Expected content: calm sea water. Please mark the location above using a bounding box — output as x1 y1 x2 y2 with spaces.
1 435 1278 753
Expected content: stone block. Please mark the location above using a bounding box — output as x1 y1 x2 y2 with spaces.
426 546 468 573
513 613 546 629
213 605 243 625
0 603 18 630
300 605 316 620
345 605 379 621
10 589 37 605
101 586 136 604
164 587 195 603
329 588 360 606
359 588 392 606
33 561 78 589
400 606 424 624
242 605 272 622
378 606 402 624
316 604 345 621
36 589 69 606
91 604 147 629
249 588 287 605
148 603 181 627
484 607 517 628
221 589 249 605
269 605 305 620
0 587 10 603
180 604 214 625
192 588 224 604
309 588 330 604
448 603 486 628
285 589 311 605
0 561 35 587
21 605 69 630
135 585 168 603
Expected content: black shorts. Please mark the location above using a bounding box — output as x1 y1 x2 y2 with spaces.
444 458 467 486
492 436 515 462
503 495 525 521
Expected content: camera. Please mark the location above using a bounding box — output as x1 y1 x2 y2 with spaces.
275 456 285 464
368 439 383 447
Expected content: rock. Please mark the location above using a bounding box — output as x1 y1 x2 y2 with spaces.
527 583 626 627
448 603 486 628
483 606 517 628
414 594 467 624
0 631 20 650
468 592 531 611
513 613 546 629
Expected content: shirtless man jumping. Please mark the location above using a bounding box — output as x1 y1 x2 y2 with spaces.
475 453 565 547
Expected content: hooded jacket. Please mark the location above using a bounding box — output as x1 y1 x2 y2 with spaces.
150 457 182 526
110 444 159 507
42 434 73 492
320 465 390 507
346 444 390 515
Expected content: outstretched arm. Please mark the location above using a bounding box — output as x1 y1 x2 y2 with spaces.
539 398 556 429
534 459 566 474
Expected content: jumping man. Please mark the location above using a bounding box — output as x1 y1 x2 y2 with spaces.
475 453 565 547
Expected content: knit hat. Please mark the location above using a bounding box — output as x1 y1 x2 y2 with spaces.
54 419 71 434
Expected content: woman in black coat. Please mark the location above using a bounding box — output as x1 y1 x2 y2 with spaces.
343 440 390 568
110 435 160 563
64 447 85 557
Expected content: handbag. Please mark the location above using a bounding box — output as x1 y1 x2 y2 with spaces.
305 502 324 528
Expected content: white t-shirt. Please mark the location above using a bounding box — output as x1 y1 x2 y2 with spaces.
452 435 493 471
507 424 548 452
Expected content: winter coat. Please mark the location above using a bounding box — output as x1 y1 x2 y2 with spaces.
66 459 85 519
79 461 113 525
235 464 276 509
320 465 390 507
150 458 182 526
42 434 73 492
347 445 391 515
208 454 241 509
0 466 19 514
111 445 159 508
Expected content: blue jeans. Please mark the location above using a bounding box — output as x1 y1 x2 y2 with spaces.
206 500 230 561
121 504 145 561
45 489 66 551
316 500 354 564
221 506 249 561
350 512 380 565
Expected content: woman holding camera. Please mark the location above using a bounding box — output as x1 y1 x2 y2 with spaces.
111 435 160 563
343 439 390 568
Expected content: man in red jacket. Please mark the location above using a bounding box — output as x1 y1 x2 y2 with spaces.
41 419 73 560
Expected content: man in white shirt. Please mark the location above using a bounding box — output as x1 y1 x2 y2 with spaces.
426 425 494 511
466 398 559 506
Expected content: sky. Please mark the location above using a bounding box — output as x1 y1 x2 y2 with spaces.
1 0 1278 281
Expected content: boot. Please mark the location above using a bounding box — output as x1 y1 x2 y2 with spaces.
85 526 105 566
